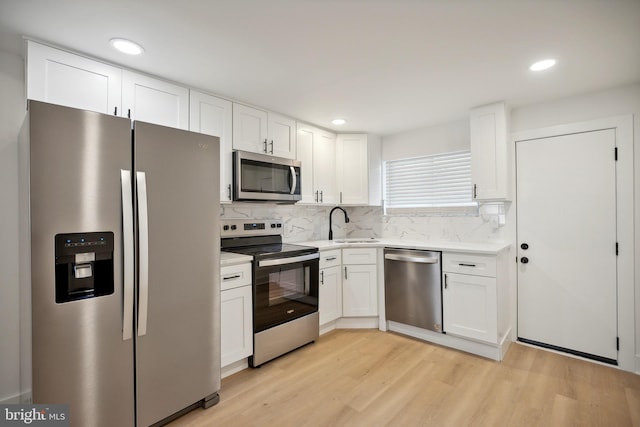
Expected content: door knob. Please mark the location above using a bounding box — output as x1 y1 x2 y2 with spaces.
520 257 529 264
520 243 529 250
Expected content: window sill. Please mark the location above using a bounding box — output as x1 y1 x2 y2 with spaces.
384 205 479 217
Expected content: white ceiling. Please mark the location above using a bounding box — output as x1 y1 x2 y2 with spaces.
1 0 639 136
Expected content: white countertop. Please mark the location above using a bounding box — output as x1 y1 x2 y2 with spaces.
297 238 509 255
220 251 253 266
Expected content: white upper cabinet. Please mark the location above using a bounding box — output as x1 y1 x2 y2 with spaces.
189 90 233 203
232 103 268 154
122 70 189 130
26 40 122 115
296 123 337 204
268 112 296 159
470 102 510 201
336 134 382 206
233 103 296 159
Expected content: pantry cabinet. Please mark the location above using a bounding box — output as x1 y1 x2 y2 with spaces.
233 103 296 159
336 134 382 206
296 123 338 204
189 90 234 203
26 40 122 115
342 248 378 317
220 262 253 367
319 250 342 325
122 70 189 129
470 102 510 201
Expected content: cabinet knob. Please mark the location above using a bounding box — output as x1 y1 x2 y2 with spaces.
520 243 529 250
520 257 529 264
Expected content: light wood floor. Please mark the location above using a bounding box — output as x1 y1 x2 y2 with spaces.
170 329 640 427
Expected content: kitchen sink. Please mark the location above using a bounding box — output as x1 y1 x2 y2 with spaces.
334 238 380 243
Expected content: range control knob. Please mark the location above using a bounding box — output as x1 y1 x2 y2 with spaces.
520 257 529 264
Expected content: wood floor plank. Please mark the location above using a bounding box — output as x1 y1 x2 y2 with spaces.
169 330 640 427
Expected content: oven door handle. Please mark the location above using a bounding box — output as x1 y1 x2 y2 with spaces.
258 252 319 267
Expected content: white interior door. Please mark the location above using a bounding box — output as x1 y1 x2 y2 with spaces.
516 129 618 362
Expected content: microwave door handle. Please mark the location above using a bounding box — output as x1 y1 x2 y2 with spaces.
289 166 297 195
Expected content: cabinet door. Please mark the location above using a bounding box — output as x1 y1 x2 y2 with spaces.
442 272 497 343
268 113 296 159
337 134 369 204
342 264 377 317
220 285 253 367
122 71 189 129
319 266 342 325
470 102 509 201
26 40 122 115
296 124 316 203
232 103 268 154
190 90 233 203
314 130 338 204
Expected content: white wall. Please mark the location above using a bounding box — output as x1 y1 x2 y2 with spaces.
0 48 26 403
382 118 469 161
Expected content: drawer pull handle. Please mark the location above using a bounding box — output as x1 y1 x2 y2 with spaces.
458 263 477 267
325 256 337 261
222 274 241 281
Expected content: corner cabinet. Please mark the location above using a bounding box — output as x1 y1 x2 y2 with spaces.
470 102 510 201
296 123 338 204
189 90 234 203
233 103 296 159
220 263 253 368
26 40 122 115
336 134 382 206
342 248 378 317
319 250 342 325
442 251 508 345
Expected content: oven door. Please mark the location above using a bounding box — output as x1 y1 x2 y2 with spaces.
254 252 319 332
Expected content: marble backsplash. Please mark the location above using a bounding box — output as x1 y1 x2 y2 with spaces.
221 202 506 243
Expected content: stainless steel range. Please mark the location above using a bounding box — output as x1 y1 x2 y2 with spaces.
221 219 319 367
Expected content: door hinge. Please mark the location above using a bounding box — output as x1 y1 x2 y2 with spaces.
614 147 618 161
616 337 619 351
616 242 619 256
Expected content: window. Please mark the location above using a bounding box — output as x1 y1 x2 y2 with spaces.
383 150 477 214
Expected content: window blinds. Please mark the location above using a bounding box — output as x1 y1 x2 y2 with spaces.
384 150 475 208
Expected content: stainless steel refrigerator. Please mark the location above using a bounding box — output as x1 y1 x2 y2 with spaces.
19 100 221 426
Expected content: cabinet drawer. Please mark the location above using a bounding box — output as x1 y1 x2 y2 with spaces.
320 250 342 269
442 253 496 277
342 248 377 265
220 263 252 290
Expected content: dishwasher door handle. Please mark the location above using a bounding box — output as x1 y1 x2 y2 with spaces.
384 253 439 264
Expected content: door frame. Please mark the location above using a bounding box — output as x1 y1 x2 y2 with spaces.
512 115 634 372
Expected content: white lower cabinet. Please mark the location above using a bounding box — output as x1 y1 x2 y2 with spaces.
319 250 342 325
342 248 378 317
220 263 253 367
442 252 501 344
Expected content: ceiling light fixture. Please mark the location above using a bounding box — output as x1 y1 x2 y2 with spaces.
529 59 556 71
331 118 346 125
110 38 144 55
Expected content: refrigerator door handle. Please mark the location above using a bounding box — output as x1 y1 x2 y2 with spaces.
136 171 150 337
121 170 134 341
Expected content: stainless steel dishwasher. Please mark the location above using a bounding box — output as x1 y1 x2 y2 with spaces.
384 248 443 332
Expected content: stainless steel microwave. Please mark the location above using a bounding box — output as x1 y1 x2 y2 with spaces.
233 150 301 203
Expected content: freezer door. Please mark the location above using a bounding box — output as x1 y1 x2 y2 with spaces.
25 101 135 426
133 121 221 426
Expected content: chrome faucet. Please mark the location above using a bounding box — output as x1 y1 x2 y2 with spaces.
328 206 350 240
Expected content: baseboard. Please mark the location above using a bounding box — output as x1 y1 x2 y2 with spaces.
336 317 379 329
320 320 337 335
387 321 509 361
221 359 249 379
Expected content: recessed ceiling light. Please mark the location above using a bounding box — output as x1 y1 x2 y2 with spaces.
332 118 346 125
110 38 144 55
529 59 556 71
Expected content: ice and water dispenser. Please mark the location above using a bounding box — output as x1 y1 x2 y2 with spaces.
54 232 114 303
